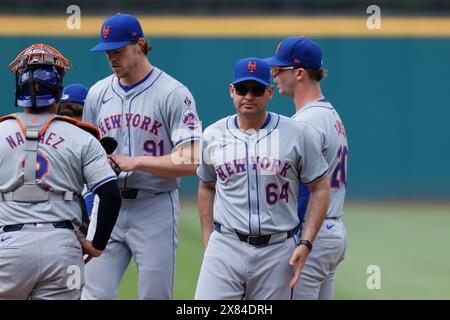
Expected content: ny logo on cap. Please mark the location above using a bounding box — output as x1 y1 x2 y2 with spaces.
247 61 257 72
102 26 111 38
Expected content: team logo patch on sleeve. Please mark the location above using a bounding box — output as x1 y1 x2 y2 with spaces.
182 108 199 130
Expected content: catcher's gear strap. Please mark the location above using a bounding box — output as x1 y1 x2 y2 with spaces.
0 113 100 139
0 113 99 203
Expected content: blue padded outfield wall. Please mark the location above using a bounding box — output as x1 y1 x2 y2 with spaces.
0 35 449 199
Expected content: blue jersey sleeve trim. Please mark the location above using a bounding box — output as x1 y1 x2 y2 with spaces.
303 170 328 185
90 175 117 193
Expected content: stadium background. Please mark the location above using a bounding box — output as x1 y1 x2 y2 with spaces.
0 0 449 299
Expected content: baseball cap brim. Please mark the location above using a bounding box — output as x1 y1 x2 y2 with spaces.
61 96 85 104
263 56 291 67
232 76 271 87
90 40 131 52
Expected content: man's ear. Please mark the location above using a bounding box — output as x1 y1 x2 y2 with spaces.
229 84 235 98
296 68 306 81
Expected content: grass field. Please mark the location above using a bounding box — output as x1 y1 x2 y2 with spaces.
116 201 450 300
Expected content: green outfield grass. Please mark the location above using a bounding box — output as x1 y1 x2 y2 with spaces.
116 201 450 300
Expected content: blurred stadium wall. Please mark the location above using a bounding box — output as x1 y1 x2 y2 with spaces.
0 2 449 200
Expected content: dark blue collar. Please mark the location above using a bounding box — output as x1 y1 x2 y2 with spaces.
234 113 271 130
119 69 153 93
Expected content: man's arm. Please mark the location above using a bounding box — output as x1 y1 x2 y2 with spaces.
109 140 199 177
288 175 330 288
198 180 216 250
77 179 121 263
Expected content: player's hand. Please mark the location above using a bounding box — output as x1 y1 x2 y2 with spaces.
288 244 311 288
109 154 137 172
76 231 103 264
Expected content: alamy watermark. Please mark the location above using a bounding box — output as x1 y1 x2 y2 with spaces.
66 5 81 30
366 265 381 290
366 5 382 30
66 265 82 290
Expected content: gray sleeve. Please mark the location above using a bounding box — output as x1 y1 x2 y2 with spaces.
82 137 117 192
82 89 97 126
165 86 202 148
309 124 326 151
298 124 329 184
197 134 217 183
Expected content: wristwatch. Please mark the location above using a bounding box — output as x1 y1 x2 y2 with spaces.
298 239 313 251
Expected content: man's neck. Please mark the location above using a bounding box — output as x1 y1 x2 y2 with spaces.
23 104 58 114
237 112 268 131
119 60 153 86
293 83 324 113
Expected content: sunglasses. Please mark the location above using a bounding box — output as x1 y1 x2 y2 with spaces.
271 66 299 77
234 83 268 97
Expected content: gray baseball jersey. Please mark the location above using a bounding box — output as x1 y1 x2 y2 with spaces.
197 112 328 234
0 112 116 300
83 66 201 192
0 113 117 226
291 99 348 300
81 67 200 300
195 112 328 299
292 100 348 218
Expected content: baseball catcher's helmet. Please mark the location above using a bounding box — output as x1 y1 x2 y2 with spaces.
8 44 72 108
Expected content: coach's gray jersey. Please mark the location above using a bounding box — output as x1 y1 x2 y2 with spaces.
0 114 117 226
292 100 348 218
197 112 328 235
83 67 201 192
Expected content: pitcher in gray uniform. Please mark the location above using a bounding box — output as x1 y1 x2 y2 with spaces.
82 14 201 300
0 44 121 300
195 57 330 300
266 36 349 300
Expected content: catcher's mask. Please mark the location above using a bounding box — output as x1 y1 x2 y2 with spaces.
8 43 72 108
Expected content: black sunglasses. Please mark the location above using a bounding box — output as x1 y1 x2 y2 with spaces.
234 83 267 97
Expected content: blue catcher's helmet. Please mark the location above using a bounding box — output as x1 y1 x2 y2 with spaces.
16 65 63 108
8 43 72 109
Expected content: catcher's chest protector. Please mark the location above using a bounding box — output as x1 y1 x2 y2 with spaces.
0 113 98 203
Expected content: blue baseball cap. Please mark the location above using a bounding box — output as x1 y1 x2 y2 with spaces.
232 57 271 87
91 13 144 52
264 36 323 69
61 83 88 105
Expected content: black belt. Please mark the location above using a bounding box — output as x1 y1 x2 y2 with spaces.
2 221 74 232
119 188 164 200
120 188 139 199
214 222 295 247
